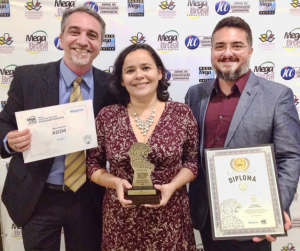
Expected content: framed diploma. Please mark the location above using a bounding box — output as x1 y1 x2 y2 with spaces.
205 145 286 240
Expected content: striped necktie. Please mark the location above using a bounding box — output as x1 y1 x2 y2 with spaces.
64 77 86 192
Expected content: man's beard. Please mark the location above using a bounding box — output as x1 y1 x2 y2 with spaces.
212 56 250 82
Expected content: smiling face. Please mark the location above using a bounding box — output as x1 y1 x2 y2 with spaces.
59 11 102 74
121 49 162 102
211 27 253 81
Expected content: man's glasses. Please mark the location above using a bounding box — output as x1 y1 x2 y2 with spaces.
212 43 249 52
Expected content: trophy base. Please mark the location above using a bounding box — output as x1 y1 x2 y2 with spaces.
125 186 161 205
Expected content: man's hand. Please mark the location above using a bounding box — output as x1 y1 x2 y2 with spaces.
253 211 291 242
7 129 31 152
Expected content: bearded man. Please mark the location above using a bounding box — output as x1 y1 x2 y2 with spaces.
185 16 300 251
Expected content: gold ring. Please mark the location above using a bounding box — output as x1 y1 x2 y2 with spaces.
14 144 18 150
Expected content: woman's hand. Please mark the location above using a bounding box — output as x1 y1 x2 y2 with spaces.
143 183 177 208
116 179 134 208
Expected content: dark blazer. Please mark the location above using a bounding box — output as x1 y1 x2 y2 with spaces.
185 71 300 231
0 60 115 227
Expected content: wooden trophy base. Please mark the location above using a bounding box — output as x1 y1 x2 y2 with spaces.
125 186 161 205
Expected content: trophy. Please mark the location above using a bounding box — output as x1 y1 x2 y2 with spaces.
125 142 161 205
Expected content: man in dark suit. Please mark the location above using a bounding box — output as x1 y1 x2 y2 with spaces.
186 16 300 251
0 6 114 251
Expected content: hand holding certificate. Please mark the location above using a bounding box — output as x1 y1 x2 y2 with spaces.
15 100 97 163
205 145 286 240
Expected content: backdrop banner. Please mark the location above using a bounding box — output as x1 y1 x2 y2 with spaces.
0 0 300 250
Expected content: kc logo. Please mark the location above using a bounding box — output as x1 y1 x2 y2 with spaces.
215 1 230 15
281 66 295 80
185 35 200 49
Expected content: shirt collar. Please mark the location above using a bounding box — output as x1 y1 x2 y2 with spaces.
213 69 251 95
60 59 93 89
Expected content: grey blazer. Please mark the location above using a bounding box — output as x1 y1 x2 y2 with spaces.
185 71 300 230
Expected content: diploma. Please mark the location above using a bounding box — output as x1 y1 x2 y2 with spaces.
205 145 286 240
15 100 97 163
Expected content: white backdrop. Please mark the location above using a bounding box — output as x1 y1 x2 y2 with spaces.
0 0 300 250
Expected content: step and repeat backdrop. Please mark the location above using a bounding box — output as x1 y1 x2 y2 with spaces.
0 0 300 250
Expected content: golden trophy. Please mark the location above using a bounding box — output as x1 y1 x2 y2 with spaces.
125 142 160 205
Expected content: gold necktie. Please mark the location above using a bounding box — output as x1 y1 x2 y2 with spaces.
64 77 86 192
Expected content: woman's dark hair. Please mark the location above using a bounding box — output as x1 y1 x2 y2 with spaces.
109 43 170 105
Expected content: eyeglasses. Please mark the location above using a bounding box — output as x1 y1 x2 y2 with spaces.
212 43 249 52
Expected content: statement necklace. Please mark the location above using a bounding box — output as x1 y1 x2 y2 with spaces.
132 101 157 136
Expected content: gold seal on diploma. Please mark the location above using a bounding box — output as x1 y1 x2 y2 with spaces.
125 142 160 205
230 157 250 172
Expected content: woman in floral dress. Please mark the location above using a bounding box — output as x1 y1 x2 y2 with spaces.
87 43 199 251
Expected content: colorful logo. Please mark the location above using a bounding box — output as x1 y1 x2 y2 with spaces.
259 0 275 15
130 32 146 44
187 0 209 18
11 224 22 240
284 27 300 51
215 1 230 15
0 33 13 45
165 69 171 81
185 35 200 49
166 69 190 81
1 101 7 109
83 1 99 12
0 64 16 87
259 30 275 42
199 66 215 82
25 0 42 11
101 34 115 50
281 243 296 251
253 61 275 81
159 1 175 10
294 95 299 106
26 30 48 54
104 66 114 73
0 0 10 17
128 0 144 16
281 66 295 80
157 30 179 53
54 36 63 50
54 0 76 19
291 0 300 8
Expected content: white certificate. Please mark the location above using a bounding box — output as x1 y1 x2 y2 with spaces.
15 100 97 163
205 145 286 240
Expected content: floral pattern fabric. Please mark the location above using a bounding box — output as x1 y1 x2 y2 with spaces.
87 101 199 251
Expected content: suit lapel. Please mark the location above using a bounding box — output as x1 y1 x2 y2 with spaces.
92 67 104 117
224 72 259 147
198 82 214 165
40 60 60 107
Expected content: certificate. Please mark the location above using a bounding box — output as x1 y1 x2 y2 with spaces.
205 145 286 240
15 100 97 163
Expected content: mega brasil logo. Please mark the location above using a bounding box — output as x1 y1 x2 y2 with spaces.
26 30 48 54
157 30 179 53
54 0 76 19
284 27 300 51
0 64 17 87
253 61 275 80
215 0 230 15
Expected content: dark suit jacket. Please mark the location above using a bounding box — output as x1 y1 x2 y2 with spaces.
0 60 115 227
185 71 300 231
